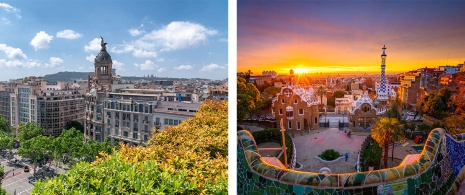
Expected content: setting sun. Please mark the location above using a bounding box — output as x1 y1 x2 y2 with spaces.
293 68 309 74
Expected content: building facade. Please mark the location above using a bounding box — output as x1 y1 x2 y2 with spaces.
37 91 85 136
85 38 200 145
0 91 11 123
271 85 319 133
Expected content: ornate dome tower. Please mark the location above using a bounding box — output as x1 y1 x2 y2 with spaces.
94 36 113 92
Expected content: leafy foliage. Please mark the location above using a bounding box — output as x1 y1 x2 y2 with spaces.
17 122 44 142
371 117 405 168
32 101 228 194
237 77 261 121
327 90 346 107
318 149 341 161
361 138 382 171
0 116 11 135
64 121 84 134
417 87 453 119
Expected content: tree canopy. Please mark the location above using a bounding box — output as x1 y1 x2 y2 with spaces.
32 100 228 194
371 117 405 168
327 90 346 107
417 87 453 119
237 77 261 121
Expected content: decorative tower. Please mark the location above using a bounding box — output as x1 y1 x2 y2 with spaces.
94 36 113 93
377 45 388 101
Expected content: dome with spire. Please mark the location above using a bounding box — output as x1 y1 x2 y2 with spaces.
95 50 112 62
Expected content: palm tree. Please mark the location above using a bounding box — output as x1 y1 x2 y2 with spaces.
371 117 405 168
316 85 326 105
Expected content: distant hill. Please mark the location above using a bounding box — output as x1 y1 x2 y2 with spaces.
42 71 212 82
43 71 91 82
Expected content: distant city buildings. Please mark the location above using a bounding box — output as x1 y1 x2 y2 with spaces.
84 38 222 145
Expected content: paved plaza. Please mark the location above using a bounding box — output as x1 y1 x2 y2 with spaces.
293 127 366 173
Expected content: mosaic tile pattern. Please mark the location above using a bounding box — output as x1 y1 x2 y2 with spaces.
446 134 465 176
238 129 465 194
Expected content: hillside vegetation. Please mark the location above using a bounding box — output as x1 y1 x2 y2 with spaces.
32 100 228 194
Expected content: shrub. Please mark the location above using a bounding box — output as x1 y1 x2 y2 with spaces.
318 149 341 161
32 101 228 194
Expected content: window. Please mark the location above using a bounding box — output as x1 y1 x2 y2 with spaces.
115 128 119 135
286 111 293 117
297 122 301 130
288 121 292 129
144 135 148 142
107 128 110 135
164 118 168 125
144 125 149 132
315 117 317 125
133 133 138 139
299 109 304 115
294 99 298 104
123 131 128 137
279 109 283 115
281 99 284 104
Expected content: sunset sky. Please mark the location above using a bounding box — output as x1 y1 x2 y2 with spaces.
238 1 465 75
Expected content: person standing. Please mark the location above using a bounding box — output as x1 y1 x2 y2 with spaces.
344 153 349 161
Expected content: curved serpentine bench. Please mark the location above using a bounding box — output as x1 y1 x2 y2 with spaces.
238 128 465 194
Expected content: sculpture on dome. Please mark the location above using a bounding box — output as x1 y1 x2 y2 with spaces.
100 36 107 51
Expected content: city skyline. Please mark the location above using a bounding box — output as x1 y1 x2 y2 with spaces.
0 1 228 81
238 1 465 75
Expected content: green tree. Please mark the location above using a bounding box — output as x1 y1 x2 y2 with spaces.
316 86 326 105
0 132 14 156
237 77 261 121
64 121 84 134
33 101 228 194
53 128 85 166
0 116 11 135
17 122 44 142
327 90 346 107
371 117 405 168
18 135 53 173
263 86 281 98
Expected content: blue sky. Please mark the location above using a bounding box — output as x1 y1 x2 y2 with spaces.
0 0 228 81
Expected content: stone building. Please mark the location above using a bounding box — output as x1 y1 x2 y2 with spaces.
271 85 319 133
85 38 200 145
350 91 380 130
37 91 85 136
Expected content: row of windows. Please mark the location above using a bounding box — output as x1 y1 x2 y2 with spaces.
281 99 299 104
278 109 304 115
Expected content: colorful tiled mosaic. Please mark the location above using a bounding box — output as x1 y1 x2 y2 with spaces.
238 128 465 194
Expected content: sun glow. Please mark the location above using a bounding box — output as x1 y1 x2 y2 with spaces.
293 68 309 74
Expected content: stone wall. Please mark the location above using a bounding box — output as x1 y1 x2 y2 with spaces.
237 129 465 194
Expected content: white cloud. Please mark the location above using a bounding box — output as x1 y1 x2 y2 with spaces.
0 3 21 18
30 31 53 51
142 21 218 51
132 49 157 58
85 54 95 62
200 63 226 72
157 68 167 73
57 30 82 39
0 59 42 68
174 65 193 70
46 57 63 67
0 44 27 59
129 28 145 36
84 38 101 52
2 17 10 24
113 60 125 70
134 60 158 70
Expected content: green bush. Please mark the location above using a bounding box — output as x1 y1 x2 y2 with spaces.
318 149 341 161
252 128 293 165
